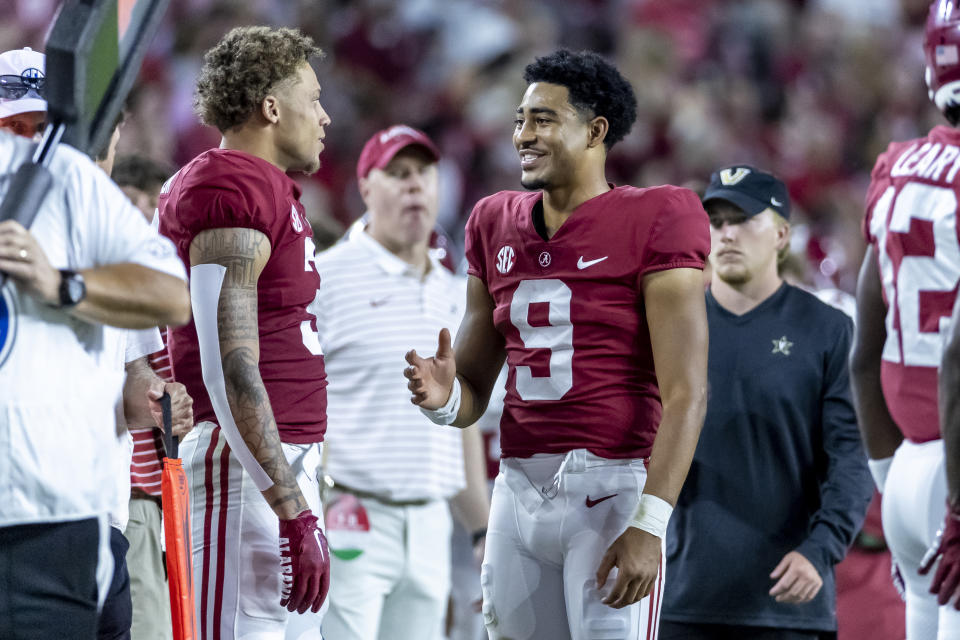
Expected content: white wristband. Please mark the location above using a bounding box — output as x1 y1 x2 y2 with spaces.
868 456 894 494
419 377 461 426
629 494 674 541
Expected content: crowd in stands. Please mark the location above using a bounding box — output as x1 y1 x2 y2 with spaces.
3 0 940 290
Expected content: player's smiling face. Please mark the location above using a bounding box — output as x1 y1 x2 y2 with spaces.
513 82 591 191
707 202 786 286
274 62 330 175
362 146 439 255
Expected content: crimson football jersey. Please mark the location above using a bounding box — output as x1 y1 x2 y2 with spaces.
863 125 960 443
158 149 327 443
464 185 709 459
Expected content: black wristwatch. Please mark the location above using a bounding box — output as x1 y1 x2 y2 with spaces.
57 269 86 308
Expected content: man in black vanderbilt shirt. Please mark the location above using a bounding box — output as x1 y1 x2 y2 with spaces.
660 166 873 640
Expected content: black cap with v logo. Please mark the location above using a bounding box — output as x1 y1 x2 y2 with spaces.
703 165 791 219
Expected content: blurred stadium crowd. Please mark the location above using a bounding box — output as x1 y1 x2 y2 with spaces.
2 0 942 290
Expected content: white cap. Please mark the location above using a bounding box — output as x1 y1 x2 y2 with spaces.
0 47 46 119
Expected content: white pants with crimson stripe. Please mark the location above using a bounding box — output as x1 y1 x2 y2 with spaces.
482 449 663 640
179 421 327 640
882 439 960 640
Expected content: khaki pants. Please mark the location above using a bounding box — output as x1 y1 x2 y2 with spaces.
125 497 172 640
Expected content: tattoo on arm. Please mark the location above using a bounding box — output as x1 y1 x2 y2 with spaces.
267 491 310 510
191 227 268 288
191 227 306 514
192 228 267 268
222 346 306 513
217 288 260 342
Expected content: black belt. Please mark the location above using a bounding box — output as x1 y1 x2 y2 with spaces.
130 487 162 507
331 481 432 507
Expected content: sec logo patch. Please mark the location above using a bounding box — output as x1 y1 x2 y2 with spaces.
291 204 304 233
496 246 515 275
0 283 18 369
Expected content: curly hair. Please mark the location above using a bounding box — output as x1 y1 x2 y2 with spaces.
523 50 638 150
195 26 324 133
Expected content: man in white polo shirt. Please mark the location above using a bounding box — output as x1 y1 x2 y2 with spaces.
316 125 490 640
0 126 190 638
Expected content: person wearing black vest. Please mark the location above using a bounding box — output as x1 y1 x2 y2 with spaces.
659 166 873 640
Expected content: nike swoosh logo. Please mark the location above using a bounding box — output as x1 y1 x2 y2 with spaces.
770 197 783 207
585 493 618 508
369 297 390 307
577 256 608 269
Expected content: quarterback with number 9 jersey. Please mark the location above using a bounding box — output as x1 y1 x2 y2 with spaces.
405 49 711 640
464 184 708 460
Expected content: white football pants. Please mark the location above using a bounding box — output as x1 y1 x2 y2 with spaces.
449 512 488 640
883 438 960 640
482 449 664 640
180 421 327 640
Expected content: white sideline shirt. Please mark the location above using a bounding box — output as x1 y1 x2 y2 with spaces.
316 230 466 501
0 130 186 527
102 326 165 531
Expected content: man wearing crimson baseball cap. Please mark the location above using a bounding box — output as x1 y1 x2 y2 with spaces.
0 47 47 140
347 124 458 271
315 125 491 640
355 124 440 182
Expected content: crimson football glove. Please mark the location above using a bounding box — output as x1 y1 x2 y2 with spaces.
278 509 330 614
919 501 960 608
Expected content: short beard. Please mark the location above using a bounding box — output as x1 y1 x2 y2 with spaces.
521 177 548 191
715 266 750 286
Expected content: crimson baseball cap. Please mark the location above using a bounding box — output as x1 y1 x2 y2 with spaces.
356 124 440 182
0 48 46 119
703 165 790 219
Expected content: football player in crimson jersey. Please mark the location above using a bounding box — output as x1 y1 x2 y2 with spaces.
405 50 710 639
156 27 331 639
850 1 960 635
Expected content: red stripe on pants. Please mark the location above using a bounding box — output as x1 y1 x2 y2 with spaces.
653 554 663 639
200 428 220 640
645 555 663 640
212 437 232 639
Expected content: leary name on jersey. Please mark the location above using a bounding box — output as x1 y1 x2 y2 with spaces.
158 149 327 443
864 125 960 443
464 185 710 459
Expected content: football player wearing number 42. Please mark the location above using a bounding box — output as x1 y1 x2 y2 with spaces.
851 2 960 637
157 27 332 639
405 49 711 640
